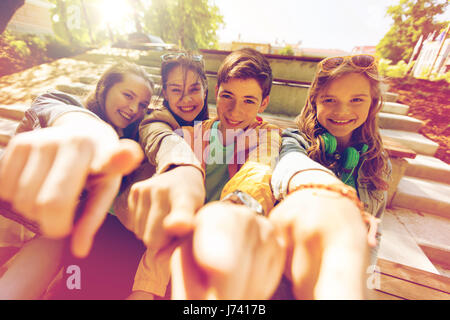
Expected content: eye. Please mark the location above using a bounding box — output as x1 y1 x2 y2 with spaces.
139 102 148 109
321 98 335 104
123 92 133 100
351 97 364 103
220 93 232 99
244 99 256 104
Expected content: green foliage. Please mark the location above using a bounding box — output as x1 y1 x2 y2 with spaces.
46 0 223 51
419 69 450 83
376 0 448 64
2 31 47 57
432 71 450 83
278 45 294 56
48 0 106 47
10 39 30 57
0 30 54 76
44 36 86 59
143 0 224 50
378 58 410 78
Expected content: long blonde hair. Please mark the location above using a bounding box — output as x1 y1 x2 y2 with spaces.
296 62 389 191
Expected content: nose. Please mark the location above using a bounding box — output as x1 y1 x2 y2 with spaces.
128 101 139 115
227 100 241 117
333 101 351 115
180 92 194 103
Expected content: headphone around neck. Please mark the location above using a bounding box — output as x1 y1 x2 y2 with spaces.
320 131 368 187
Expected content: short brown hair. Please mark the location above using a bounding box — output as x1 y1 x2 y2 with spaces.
217 48 273 99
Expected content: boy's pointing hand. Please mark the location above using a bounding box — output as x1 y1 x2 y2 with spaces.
170 201 286 299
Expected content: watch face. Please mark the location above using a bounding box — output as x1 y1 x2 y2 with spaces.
238 191 249 203
230 193 242 204
223 190 264 215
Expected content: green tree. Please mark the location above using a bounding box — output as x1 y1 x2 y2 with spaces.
377 0 448 64
278 45 294 56
143 0 224 50
49 0 107 46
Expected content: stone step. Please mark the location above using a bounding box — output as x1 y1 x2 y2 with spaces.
391 176 450 219
55 83 95 97
405 154 450 185
389 207 450 271
383 92 399 103
378 209 440 274
0 118 20 146
0 104 28 121
78 76 97 85
149 74 161 85
381 102 409 115
380 129 439 156
142 66 160 76
79 72 162 87
378 112 424 132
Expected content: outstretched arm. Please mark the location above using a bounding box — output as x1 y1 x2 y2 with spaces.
270 169 369 299
269 129 370 299
0 111 143 258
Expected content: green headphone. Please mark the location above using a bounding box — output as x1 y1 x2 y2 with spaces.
321 132 368 188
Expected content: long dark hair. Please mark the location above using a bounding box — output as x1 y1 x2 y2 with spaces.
84 61 154 140
160 51 209 126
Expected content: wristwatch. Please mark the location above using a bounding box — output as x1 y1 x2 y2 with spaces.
221 190 264 216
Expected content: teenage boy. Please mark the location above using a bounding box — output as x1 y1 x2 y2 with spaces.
131 48 285 300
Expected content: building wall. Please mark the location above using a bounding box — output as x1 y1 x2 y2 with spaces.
7 0 54 35
230 41 271 54
351 46 376 55
413 39 450 78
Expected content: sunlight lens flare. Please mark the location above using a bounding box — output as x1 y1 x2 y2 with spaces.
99 0 133 31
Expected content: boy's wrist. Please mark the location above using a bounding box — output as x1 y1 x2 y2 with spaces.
166 164 205 180
222 190 264 216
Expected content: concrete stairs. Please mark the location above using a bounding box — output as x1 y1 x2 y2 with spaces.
376 94 450 279
380 128 439 156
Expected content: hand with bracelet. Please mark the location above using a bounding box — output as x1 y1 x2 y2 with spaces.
269 169 369 299
170 198 286 300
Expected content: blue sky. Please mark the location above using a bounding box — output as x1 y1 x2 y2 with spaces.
214 0 450 51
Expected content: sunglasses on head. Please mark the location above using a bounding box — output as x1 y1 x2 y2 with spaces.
161 52 203 62
319 54 377 72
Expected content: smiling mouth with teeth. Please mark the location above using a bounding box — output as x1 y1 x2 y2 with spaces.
329 119 354 125
226 118 242 126
178 105 196 112
118 110 133 121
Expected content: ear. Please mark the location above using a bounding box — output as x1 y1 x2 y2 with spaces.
258 95 270 113
215 84 219 98
162 88 168 101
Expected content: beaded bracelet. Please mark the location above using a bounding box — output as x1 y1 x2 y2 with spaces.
288 183 364 212
288 183 380 247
